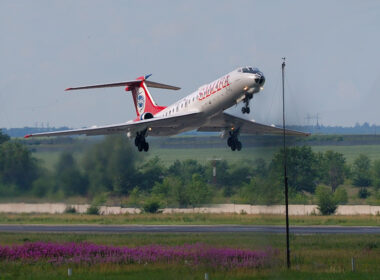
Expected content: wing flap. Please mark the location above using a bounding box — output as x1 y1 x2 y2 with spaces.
198 112 309 136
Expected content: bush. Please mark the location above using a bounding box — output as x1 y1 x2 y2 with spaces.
64 206 76 214
239 177 282 205
31 174 54 198
143 199 161 213
358 188 370 199
334 187 348 204
316 185 337 215
86 205 100 215
128 187 142 207
86 193 107 215
0 183 20 197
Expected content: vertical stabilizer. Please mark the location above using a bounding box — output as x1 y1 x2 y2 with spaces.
130 81 166 119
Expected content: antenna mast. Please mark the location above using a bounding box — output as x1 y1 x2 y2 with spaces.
282 57 291 269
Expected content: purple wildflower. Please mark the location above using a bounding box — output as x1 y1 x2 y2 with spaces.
0 242 276 269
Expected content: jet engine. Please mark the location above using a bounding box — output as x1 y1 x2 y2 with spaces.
140 112 154 120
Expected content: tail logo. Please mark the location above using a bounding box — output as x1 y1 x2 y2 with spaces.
137 87 145 115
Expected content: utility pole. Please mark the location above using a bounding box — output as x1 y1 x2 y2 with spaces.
282 57 291 269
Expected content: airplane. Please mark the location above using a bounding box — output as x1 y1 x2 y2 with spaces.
24 66 309 151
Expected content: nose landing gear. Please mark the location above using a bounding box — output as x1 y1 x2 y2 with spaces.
135 130 149 152
227 129 242 151
241 95 252 114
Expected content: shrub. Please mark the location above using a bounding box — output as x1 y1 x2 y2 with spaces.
316 185 337 215
334 187 348 204
143 199 161 213
86 205 100 215
358 188 370 199
64 206 76 214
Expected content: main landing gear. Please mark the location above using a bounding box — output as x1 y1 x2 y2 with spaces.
241 95 252 114
134 131 149 152
227 129 242 151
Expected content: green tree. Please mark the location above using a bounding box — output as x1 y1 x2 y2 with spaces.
270 146 318 193
138 156 166 191
31 171 55 198
205 160 230 187
316 185 338 215
320 151 346 192
334 186 348 204
128 186 142 207
0 130 10 145
372 159 380 190
187 173 212 206
168 159 205 183
82 135 139 195
239 177 282 205
0 141 38 191
152 176 188 207
352 154 372 188
252 158 268 178
56 152 88 197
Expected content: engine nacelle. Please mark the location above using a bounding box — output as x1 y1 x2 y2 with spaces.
140 112 154 120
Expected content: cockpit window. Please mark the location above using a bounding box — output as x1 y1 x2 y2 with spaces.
242 67 261 74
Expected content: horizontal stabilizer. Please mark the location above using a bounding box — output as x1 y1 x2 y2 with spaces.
65 80 180 91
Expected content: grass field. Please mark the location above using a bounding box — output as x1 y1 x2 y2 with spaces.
0 213 379 226
0 232 379 279
33 144 380 168
149 145 380 165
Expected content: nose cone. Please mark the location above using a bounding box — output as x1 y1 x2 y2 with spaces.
254 72 265 86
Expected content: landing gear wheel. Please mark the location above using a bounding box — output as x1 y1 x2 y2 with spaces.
138 143 143 152
242 106 250 114
231 142 236 151
227 128 243 151
143 142 149 152
227 138 233 147
236 141 242 151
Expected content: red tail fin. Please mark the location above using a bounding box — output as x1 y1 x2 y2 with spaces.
130 81 166 120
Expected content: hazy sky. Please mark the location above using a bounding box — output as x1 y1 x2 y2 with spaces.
1 0 379 128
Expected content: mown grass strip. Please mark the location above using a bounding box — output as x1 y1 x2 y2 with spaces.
0 213 379 226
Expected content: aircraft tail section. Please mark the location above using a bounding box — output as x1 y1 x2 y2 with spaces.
130 78 167 119
65 74 179 120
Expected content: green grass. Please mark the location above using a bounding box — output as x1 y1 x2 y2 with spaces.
0 213 379 226
32 144 380 169
0 232 379 279
148 145 380 165
311 145 380 164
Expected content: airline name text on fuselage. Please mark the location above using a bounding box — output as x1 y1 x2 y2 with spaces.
197 75 230 101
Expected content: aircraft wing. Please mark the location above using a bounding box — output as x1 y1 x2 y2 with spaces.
24 112 200 138
198 112 309 136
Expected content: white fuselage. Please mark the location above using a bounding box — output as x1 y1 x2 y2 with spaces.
153 67 265 135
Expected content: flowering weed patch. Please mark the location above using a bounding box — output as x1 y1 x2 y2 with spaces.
0 242 275 269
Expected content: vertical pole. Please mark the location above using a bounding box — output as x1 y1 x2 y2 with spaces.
282 57 291 269
213 160 217 185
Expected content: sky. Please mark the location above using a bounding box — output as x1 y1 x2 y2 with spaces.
1 0 379 128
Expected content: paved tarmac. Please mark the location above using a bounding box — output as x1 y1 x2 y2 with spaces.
0 225 379 234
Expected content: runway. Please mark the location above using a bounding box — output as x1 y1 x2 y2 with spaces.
0 225 379 234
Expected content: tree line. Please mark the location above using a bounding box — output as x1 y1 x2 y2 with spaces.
1 130 380 210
